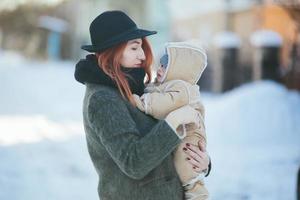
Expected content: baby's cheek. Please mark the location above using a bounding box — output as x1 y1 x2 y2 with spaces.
158 68 165 76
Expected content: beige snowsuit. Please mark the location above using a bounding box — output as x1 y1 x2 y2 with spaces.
133 41 209 200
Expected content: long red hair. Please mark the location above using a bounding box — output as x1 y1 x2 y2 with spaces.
96 38 153 105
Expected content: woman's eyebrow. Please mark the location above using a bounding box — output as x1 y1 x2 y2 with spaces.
129 40 141 45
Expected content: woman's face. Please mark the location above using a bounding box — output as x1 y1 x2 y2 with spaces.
120 38 145 68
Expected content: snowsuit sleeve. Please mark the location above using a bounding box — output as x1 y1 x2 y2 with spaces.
134 81 198 119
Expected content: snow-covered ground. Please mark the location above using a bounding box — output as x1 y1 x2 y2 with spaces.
203 82 300 200
0 51 98 200
0 51 299 200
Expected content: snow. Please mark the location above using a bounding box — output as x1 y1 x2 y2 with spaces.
0 115 82 146
0 51 98 200
203 81 300 200
0 51 299 199
250 30 283 47
213 31 241 48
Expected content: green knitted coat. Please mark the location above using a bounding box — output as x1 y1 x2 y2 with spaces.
82 83 184 200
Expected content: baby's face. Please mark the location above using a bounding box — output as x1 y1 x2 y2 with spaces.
157 53 168 83
156 65 166 83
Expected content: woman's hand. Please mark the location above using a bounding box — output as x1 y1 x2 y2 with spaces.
183 140 209 173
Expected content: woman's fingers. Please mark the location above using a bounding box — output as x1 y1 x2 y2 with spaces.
185 158 203 173
183 145 202 162
183 143 210 171
184 143 206 159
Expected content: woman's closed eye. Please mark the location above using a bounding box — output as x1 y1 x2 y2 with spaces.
131 45 141 51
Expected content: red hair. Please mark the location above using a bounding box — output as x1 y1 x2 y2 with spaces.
96 38 153 105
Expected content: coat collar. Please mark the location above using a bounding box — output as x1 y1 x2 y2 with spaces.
74 54 145 96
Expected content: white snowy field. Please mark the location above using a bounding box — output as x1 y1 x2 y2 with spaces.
0 51 299 200
203 82 300 200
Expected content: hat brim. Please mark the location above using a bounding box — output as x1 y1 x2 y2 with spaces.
81 29 157 53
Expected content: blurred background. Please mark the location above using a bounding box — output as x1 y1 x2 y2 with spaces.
0 0 299 199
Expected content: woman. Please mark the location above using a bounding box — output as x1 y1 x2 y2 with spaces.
75 10 211 200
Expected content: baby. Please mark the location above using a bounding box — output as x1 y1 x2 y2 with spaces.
133 41 209 200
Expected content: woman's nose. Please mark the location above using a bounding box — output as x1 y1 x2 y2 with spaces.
138 50 146 60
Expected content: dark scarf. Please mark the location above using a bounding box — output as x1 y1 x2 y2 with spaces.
74 54 145 96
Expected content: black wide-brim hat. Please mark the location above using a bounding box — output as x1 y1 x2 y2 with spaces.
81 10 157 53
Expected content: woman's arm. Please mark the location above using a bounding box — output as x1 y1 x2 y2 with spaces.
88 91 181 180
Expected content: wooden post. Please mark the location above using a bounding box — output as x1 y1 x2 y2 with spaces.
281 6 300 90
214 31 241 92
250 30 283 81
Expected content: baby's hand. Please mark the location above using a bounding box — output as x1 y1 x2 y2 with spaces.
144 83 158 93
132 94 141 103
133 94 146 112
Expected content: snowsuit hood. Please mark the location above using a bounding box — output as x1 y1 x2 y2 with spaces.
161 41 207 84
